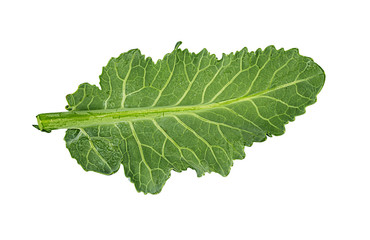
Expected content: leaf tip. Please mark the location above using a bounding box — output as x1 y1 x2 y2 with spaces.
174 41 182 50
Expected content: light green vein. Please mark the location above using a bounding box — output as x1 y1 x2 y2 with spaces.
79 128 113 172
128 122 154 184
152 119 204 170
151 53 177 106
172 115 226 175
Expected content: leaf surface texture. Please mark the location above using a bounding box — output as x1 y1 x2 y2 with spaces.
51 43 324 193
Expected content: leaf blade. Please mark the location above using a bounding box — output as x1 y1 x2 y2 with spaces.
37 44 325 194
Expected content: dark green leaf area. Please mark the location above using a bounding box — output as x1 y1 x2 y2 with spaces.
63 45 324 194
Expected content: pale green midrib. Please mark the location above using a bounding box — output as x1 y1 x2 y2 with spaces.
36 76 317 132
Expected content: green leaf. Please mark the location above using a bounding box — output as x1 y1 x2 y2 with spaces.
35 43 325 194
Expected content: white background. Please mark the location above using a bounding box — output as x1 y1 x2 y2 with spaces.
1 0 369 239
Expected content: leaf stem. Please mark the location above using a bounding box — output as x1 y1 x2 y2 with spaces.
35 105 205 132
